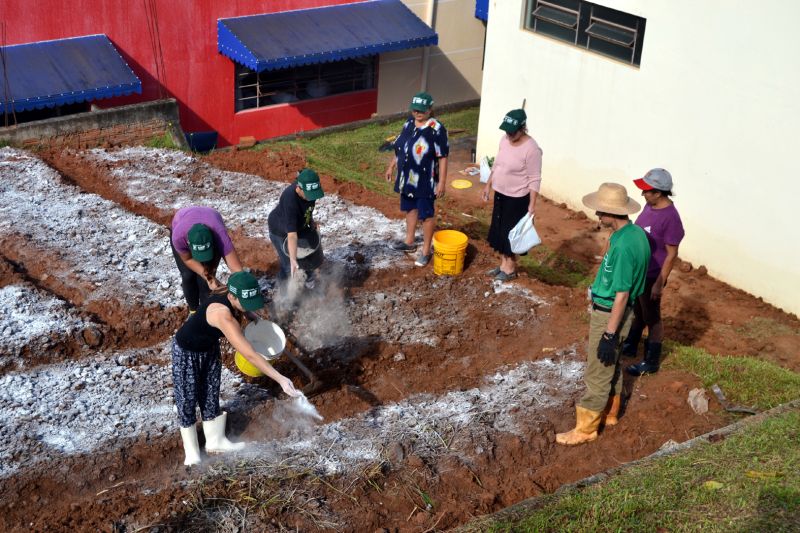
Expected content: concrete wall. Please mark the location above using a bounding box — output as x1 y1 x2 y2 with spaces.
377 0 485 115
0 99 187 150
477 0 800 315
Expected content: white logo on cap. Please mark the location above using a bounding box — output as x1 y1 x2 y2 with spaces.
305 182 320 190
504 117 518 126
192 243 211 251
241 288 258 298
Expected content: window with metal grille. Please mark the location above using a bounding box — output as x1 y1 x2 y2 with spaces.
525 0 645 67
234 56 377 112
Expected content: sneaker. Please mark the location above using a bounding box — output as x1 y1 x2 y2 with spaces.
414 253 432 267
485 267 501 277
495 271 518 282
391 240 417 252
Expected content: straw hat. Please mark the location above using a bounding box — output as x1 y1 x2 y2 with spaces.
582 182 641 215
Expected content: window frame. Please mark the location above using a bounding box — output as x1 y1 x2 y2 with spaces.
234 55 378 113
524 0 646 67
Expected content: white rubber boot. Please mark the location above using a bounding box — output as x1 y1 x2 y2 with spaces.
203 412 246 453
180 426 202 466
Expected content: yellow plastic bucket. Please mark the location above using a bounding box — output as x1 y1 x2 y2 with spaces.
234 321 286 377
432 230 468 276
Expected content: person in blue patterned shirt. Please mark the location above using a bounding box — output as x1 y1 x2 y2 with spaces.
384 92 449 267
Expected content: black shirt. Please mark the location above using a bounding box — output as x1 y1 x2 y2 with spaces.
175 293 235 352
267 183 316 239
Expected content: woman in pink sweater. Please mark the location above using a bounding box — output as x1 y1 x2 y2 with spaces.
481 109 543 281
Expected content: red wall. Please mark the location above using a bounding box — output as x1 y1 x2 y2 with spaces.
2 0 376 146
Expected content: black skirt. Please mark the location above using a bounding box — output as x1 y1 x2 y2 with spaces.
487 190 530 256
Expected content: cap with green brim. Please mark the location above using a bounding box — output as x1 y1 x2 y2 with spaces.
499 108 527 134
227 271 264 311
297 168 324 201
187 223 214 262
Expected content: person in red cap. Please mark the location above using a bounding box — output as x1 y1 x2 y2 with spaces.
623 168 685 376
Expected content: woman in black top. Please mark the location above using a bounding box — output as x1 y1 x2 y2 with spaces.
173 271 300 466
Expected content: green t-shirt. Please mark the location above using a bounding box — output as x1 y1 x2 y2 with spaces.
591 222 651 308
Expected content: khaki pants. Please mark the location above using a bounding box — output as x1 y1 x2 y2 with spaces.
578 307 634 412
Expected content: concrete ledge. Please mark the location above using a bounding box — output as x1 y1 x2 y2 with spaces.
456 398 800 531
0 99 188 150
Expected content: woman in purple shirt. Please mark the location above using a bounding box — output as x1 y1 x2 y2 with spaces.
623 169 685 376
171 206 243 312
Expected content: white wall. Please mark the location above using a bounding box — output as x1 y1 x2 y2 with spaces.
477 0 800 316
377 0 485 114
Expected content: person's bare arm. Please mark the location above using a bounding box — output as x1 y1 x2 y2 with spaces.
286 232 299 276
223 250 243 274
178 251 221 289
605 291 630 334
652 244 679 299
435 157 448 198
528 190 538 215
206 304 300 396
384 156 397 182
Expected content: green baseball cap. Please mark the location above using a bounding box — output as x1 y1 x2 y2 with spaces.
410 92 434 112
227 271 264 311
297 168 324 201
187 223 214 262
499 108 527 134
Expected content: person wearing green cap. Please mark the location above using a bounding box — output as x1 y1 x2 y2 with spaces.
384 91 449 267
267 168 324 284
481 109 543 281
171 206 244 312
172 270 301 466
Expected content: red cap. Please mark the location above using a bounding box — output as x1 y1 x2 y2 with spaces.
633 177 654 191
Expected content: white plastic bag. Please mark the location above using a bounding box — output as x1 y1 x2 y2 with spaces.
508 213 541 254
479 156 492 183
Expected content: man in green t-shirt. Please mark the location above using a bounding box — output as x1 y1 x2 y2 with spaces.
557 183 651 446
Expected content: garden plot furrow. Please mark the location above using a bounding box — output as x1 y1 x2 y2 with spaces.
0 341 252 479
85 147 406 270
0 346 582 484
238 358 584 477
0 148 182 309
0 283 99 367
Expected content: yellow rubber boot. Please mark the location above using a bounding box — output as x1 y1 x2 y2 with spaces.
555 406 602 446
603 395 622 426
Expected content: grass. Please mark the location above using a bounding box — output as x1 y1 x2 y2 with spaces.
480 409 800 533
262 107 480 196
145 131 180 150
734 317 800 340
518 245 593 288
256 106 597 288
664 344 800 410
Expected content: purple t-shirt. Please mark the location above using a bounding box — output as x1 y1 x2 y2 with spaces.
634 203 685 278
171 206 235 257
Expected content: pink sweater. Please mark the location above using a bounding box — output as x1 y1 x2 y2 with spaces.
491 135 543 198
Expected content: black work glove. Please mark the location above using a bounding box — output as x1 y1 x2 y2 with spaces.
597 331 619 366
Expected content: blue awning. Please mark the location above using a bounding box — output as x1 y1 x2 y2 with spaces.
0 35 141 114
218 0 438 73
475 0 489 21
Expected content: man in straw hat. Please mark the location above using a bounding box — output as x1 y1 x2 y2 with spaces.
556 183 650 446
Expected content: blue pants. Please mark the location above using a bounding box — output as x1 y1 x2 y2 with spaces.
171 339 222 427
269 232 292 280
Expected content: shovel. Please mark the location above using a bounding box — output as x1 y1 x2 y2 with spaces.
378 135 397 152
263 302 325 397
